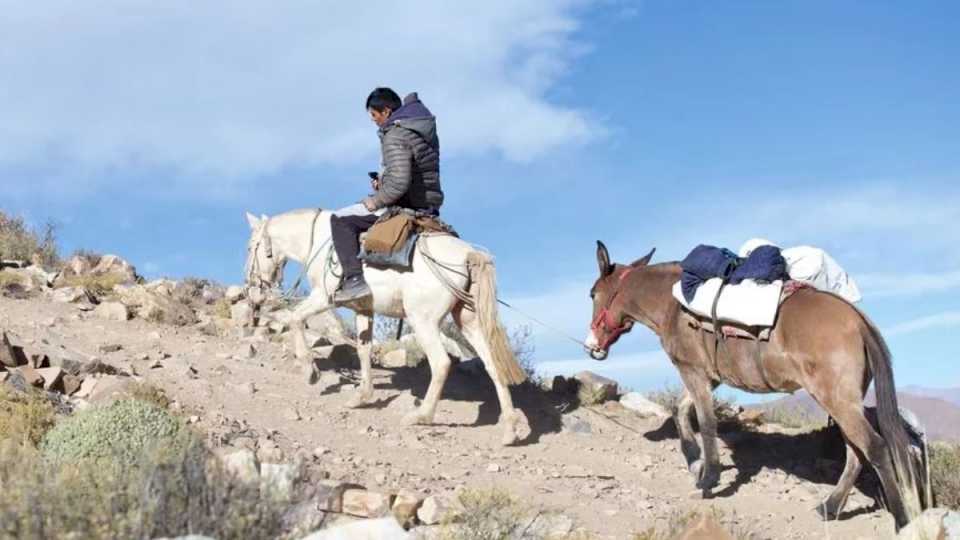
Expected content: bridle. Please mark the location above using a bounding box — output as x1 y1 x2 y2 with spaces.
590 266 636 352
246 221 278 290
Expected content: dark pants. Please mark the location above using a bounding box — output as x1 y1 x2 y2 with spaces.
331 213 379 279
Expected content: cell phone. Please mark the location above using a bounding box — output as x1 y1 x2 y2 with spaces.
367 171 379 180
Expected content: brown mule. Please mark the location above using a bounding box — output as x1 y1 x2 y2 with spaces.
586 242 926 529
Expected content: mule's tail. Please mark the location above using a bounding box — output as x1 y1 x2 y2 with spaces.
860 314 925 522
467 252 527 386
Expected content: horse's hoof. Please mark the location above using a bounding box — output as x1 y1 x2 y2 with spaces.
402 411 430 426
501 429 519 447
345 393 372 409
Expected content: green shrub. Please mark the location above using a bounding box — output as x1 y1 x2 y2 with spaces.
0 211 59 268
0 385 57 447
0 434 286 540
41 399 187 467
930 442 960 510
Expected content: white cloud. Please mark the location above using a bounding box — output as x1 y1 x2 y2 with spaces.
0 1 604 192
886 311 960 337
857 270 960 297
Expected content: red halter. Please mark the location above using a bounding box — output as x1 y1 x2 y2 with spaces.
590 266 636 351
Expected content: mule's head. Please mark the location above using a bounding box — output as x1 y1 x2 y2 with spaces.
244 212 285 293
585 241 655 360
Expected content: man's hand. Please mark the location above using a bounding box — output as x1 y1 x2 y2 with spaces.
362 197 378 212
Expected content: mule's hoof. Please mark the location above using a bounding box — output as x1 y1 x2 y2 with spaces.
815 503 838 521
694 464 720 490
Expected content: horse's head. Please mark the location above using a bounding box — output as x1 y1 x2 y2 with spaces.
244 212 285 294
585 241 655 360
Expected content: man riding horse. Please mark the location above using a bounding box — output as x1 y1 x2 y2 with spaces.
331 87 444 303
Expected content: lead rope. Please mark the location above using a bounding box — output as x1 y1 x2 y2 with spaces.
419 235 590 350
281 209 325 301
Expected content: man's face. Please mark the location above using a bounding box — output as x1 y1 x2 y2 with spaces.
368 107 391 127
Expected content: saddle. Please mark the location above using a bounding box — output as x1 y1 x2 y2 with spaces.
360 209 457 270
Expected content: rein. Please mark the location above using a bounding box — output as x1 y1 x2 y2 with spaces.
590 266 636 351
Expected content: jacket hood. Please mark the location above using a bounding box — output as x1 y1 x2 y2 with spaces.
383 92 437 145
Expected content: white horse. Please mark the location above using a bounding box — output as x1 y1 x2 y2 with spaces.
244 209 529 445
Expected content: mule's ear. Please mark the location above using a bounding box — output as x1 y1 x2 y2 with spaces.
630 247 656 268
245 212 260 229
596 241 613 276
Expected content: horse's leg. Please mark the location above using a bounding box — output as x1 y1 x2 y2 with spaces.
401 314 451 426
345 313 374 408
454 304 526 446
674 388 703 476
817 441 862 520
679 369 721 491
824 405 911 527
287 289 332 362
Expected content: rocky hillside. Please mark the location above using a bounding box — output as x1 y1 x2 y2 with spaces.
1 253 958 540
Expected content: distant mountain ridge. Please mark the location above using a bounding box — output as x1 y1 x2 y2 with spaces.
747 387 960 442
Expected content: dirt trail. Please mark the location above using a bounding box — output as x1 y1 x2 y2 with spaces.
0 294 897 539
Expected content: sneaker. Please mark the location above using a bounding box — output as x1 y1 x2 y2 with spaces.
334 275 372 303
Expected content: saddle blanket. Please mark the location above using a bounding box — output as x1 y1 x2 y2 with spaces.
672 278 783 328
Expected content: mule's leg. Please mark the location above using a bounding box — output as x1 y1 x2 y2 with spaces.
828 406 911 528
817 441 862 520
679 369 721 491
675 389 703 476
401 315 452 426
345 313 374 408
455 305 527 446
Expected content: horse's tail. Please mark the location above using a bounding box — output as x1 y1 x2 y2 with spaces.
860 312 925 522
466 251 527 386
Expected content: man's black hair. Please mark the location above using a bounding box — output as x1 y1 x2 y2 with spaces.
365 87 402 113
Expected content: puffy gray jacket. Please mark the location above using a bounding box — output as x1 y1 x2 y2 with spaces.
368 93 444 212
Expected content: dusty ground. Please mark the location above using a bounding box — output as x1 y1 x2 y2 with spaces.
0 294 898 539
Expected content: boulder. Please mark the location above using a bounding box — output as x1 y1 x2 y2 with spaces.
16 365 44 387
0 267 52 292
341 488 393 518
144 279 177 297
222 449 260 484
93 301 131 322
1 331 27 368
575 371 619 404
35 367 64 391
298 517 410 540
897 508 960 540
417 494 463 526
620 392 671 419
90 254 139 284
391 488 423 529
305 311 351 345
225 285 245 303
379 348 410 369
674 514 734 540
230 300 255 328
50 286 92 304
114 284 197 326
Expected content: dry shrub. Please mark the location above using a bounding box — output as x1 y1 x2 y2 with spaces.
930 442 960 510
59 273 126 298
439 489 528 540
214 298 232 319
0 211 59 268
0 385 57 447
632 508 756 540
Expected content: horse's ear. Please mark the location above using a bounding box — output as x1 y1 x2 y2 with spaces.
630 247 656 268
260 213 269 222
596 241 613 276
245 212 260 230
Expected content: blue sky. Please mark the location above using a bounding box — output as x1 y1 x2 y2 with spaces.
3 1 958 395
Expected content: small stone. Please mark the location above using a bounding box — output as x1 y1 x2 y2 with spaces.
99 344 123 353
620 392 671 418
188 415 201 424
235 382 257 396
147 331 162 340
285 407 302 421
486 463 501 473
35 367 64 391
243 343 257 359
183 365 199 379
312 446 331 459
